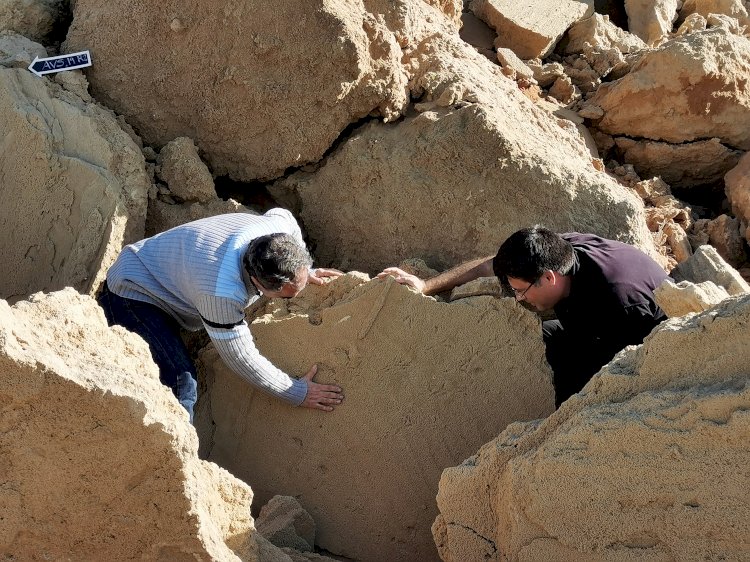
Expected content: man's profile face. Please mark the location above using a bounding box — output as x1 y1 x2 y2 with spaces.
507 272 563 312
253 266 309 299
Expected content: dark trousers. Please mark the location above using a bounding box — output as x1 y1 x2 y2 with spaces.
97 283 198 423
542 320 612 408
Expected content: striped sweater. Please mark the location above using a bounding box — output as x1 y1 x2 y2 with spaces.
107 208 308 405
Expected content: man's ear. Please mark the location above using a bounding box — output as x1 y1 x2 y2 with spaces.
544 270 556 284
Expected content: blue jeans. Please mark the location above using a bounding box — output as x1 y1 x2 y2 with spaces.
98 283 198 423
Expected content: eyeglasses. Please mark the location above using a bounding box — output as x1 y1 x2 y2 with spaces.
510 276 539 301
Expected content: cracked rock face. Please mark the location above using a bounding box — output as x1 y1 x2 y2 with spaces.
590 28 750 151
624 0 679 45
274 31 655 273
0 56 149 303
64 0 461 181
0 289 276 561
197 275 555 562
434 293 750 561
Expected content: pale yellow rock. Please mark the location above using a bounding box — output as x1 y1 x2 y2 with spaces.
676 11 709 33
724 151 750 243
0 289 270 561
0 0 66 44
681 0 750 25
64 0 461 181
157 137 216 203
496 47 535 81
565 13 647 53
274 29 655 273
256 496 316 552
624 0 680 44
435 294 750 561
198 275 555 562
471 0 595 59
654 278 730 316
707 214 747 266
615 137 742 189
707 12 746 32
663 221 693 263
526 58 565 88
0 54 149 303
591 28 750 150
672 244 750 295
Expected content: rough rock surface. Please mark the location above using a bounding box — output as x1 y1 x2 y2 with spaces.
274 30 655 273
654 278 730 316
615 137 742 190
450 276 504 301
565 13 647 54
725 151 750 243
0 30 46 67
257 496 316 552
0 0 67 44
707 214 748 266
0 289 281 561
672 244 750 295
680 0 750 25
64 0 462 181
157 137 216 203
435 294 750 561
471 0 594 59
624 0 679 44
0 49 149 303
198 275 555 562
590 28 750 151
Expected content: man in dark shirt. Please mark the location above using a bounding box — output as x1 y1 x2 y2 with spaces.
378 226 668 406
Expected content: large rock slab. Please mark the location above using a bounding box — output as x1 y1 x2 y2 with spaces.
471 0 594 59
615 137 742 190
198 275 556 562
434 293 750 561
654 278 730 316
564 13 647 54
680 0 750 25
590 28 750 151
672 244 750 295
0 289 289 561
0 51 149 302
64 0 461 181
274 31 655 273
725 151 750 243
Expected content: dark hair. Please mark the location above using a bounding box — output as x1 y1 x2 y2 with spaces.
492 226 575 283
243 233 312 291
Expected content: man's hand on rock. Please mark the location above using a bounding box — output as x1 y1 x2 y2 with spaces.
301 364 343 412
376 267 426 293
308 268 344 285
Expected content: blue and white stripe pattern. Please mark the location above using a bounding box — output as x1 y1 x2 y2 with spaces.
107 208 308 405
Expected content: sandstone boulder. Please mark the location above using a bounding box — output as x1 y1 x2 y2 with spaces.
590 28 750 151
676 12 709 34
435 293 750 561
654 278 730 316
615 137 742 190
707 214 748 266
197 275 556 561
725 150 750 243
680 0 750 25
64 0 464 181
0 30 45 67
564 13 647 54
0 48 149 303
274 31 655 273
157 137 216 203
0 0 67 44
671 244 750 295
471 0 594 59
624 0 679 44
0 289 283 561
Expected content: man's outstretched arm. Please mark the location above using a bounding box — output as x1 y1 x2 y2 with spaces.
377 255 495 296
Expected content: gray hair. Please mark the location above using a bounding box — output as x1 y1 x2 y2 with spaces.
243 233 312 291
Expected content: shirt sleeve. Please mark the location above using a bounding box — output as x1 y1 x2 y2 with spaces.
265 207 305 247
197 294 308 406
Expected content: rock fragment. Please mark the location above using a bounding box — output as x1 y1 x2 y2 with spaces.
680 0 750 25
449 276 504 301
624 0 680 44
470 0 595 59
671 244 750 295
198 275 555 561
706 214 748 266
256 496 316 552
157 137 217 203
724 150 750 244
564 13 647 54
654 278 730 316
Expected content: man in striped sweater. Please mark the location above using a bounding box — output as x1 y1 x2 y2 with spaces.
98 208 344 422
